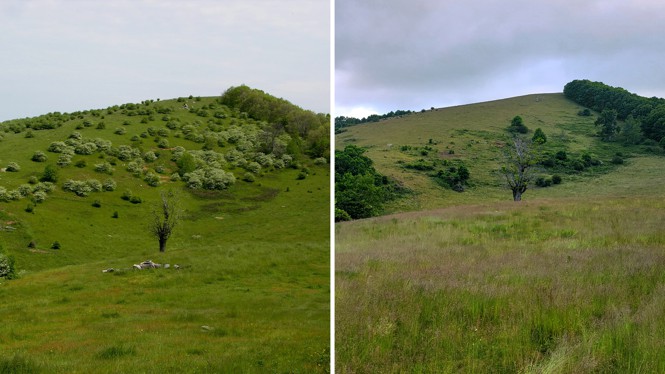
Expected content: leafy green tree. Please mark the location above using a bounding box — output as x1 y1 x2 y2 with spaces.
532 128 547 144
335 145 375 177
508 115 528 134
41 164 59 183
595 109 618 141
618 115 643 145
335 173 385 219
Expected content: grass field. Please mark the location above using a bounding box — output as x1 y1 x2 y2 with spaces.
0 95 330 373
335 93 665 372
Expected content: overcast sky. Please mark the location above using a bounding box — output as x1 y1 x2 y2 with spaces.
336 0 665 118
0 0 329 121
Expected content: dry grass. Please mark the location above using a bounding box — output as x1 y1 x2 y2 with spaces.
336 195 665 373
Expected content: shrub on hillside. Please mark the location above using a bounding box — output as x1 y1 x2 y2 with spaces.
62 179 100 197
5 162 20 172
143 151 158 162
74 142 98 155
94 162 114 175
144 172 160 187
0 252 16 279
103 178 117 191
41 164 59 183
31 151 47 162
183 167 236 190
57 154 72 167
33 190 47 203
48 141 68 153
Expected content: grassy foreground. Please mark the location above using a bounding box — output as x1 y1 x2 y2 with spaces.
336 193 665 373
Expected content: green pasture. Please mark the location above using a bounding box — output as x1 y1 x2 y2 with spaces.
0 96 330 373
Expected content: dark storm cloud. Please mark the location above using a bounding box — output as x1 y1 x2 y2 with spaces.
336 0 665 117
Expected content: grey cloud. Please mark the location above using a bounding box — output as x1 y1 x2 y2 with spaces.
0 0 329 121
336 0 665 115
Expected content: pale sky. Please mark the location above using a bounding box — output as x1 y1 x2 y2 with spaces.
336 0 665 118
0 0 330 121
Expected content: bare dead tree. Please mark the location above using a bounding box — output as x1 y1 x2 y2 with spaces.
149 190 181 252
500 136 539 202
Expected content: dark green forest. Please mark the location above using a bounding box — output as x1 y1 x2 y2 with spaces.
564 79 665 145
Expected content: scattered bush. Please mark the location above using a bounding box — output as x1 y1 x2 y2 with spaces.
41 164 59 183
48 141 69 153
183 167 236 190
144 172 160 187
243 172 256 182
143 151 158 162
0 252 16 279
103 178 117 191
112 211 119 218
508 115 529 134
130 195 142 204
75 160 87 168
25 203 34 213
92 200 102 208
335 208 352 222
535 176 553 187
552 175 562 185
33 190 47 203
5 162 20 172
94 162 114 175
121 190 132 201
31 151 47 162
114 128 126 135
51 241 61 250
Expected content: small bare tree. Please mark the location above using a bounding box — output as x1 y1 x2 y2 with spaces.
500 136 539 201
150 190 181 252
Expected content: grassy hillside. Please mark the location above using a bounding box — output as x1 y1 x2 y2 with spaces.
0 93 330 372
335 93 664 211
335 93 665 372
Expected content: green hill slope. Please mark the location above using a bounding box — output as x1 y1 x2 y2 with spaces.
336 93 665 212
335 92 665 372
0 89 330 372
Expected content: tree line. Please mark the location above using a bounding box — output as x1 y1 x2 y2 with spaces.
220 85 329 159
563 79 665 145
335 110 414 133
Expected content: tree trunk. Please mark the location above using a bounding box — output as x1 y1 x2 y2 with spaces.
513 189 522 202
159 237 167 252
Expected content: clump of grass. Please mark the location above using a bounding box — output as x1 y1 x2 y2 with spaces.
96 345 136 360
0 353 43 373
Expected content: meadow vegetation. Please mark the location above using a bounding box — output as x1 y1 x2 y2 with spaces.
335 84 665 372
0 87 330 372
